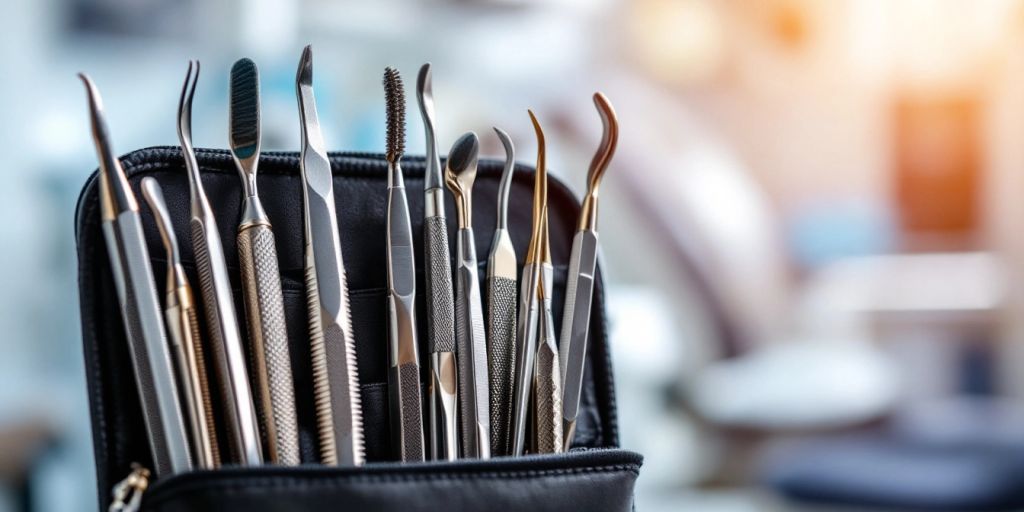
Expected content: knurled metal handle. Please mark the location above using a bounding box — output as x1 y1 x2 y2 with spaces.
238 225 300 465
534 308 564 454
390 361 425 461
425 216 455 353
486 275 517 456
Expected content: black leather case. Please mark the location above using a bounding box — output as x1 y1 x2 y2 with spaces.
75 147 641 511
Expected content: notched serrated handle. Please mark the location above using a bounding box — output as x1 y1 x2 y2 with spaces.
238 225 299 466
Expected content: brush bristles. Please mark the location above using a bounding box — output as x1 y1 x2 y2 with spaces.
230 58 260 158
384 67 405 163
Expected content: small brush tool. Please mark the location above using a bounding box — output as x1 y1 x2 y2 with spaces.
384 66 426 462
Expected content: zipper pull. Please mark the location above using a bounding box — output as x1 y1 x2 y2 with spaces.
109 464 150 512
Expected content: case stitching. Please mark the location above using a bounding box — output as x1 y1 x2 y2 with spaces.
144 464 641 504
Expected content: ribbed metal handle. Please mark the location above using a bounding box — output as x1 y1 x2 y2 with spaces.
486 275 517 456
534 306 564 454
425 216 455 353
238 225 299 465
184 305 220 467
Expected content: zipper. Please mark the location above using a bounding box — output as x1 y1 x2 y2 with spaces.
109 464 150 512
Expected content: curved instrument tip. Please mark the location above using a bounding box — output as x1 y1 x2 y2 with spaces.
417 63 432 99
528 109 546 179
588 92 618 189
177 60 200 142
493 127 514 161
493 127 516 227
78 73 103 121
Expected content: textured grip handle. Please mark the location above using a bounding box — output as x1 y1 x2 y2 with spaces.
425 216 456 353
455 229 491 458
534 307 564 454
192 219 262 465
185 305 221 467
486 276 517 456
238 225 300 466
390 361 425 461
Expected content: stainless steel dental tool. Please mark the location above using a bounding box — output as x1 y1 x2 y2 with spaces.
509 111 547 456
417 63 459 462
445 132 491 459
559 93 618 449
486 128 517 456
178 60 263 466
534 208 563 454
383 67 425 462
295 45 365 466
230 58 300 466
140 177 219 469
80 74 192 476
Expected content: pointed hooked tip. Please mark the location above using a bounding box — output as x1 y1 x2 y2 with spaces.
448 132 479 175
297 45 313 86
588 92 619 185
79 72 114 151
78 73 102 119
493 126 514 158
528 109 546 175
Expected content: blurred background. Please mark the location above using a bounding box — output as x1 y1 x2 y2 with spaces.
6 0 1024 510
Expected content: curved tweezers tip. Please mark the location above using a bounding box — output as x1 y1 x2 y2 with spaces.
493 126 515 178
588 92 618 188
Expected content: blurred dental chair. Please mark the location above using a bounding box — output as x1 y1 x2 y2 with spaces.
613 117 899 437
618 128 1024 508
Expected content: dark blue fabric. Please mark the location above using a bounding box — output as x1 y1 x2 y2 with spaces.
764 435 1024 510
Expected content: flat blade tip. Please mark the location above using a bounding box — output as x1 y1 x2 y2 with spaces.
297 45 314 86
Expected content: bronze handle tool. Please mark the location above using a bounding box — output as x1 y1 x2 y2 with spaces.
178 60 263 465
140 177 219 468
384 67 425 462
509 111 547 456
445 132 491 459
486 127 517 456
230 58 300 465
80 75 192 476
560 93 618 448
417 63 459 462
296 45 365 466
